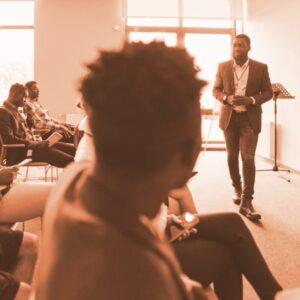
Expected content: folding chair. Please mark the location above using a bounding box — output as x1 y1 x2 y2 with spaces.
0 134 56 182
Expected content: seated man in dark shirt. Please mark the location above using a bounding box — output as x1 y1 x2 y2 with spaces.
0 83 75 168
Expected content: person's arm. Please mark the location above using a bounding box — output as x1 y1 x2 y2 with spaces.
168 185 197 214
212 63 229 105
0 182 53 223
0 168 16 185
251 63 273 105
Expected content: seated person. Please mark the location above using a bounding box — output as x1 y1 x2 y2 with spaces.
73 100 193 213
0 166 53 223
0 228 38 300
0 83 75 168
152 197 282 300
24 81 74 143
35 42 210 300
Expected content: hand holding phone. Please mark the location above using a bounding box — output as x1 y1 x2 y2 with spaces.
47 131 63 147
168 212 199 242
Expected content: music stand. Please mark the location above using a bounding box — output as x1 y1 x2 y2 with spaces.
257 83 295 182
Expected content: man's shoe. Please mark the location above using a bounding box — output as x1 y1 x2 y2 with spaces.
232 191 242 205
239 201 261 221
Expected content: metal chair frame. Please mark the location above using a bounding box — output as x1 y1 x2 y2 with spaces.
0 135 56 182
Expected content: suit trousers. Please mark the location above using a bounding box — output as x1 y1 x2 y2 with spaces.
7 142 75 168
32 142 75 168
173 213 281 300
223 112 258 201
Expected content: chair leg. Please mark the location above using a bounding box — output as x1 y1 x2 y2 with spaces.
51 166 54 182
24 166 29 182
44 166 47 182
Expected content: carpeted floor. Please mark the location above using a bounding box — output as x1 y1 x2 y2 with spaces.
189 151 300 300
20 151 300 299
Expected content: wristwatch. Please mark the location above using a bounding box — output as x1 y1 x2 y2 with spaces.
222 94 228 104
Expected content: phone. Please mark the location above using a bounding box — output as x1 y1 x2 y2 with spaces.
168 212 200 243
46 132 63 147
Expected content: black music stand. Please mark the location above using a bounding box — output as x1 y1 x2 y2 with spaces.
257 83 295 182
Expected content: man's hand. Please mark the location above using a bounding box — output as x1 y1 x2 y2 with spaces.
167 214 182 226
0 167 17 184
28 140 49 149
4 166 19 173
228 95 253 106
181 274 218 300
167 214 198 241
0 167 16 176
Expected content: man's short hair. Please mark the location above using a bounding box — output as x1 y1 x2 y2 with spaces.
235 34 251 47
80 42 206 174
25 81 37 90
8 83 26 99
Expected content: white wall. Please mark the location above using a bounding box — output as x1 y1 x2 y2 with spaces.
244 0 300 171
35 0 125 119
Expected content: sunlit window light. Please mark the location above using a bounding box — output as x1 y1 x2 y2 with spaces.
184 34 232 109
0 1 34 26
127 0 178 18
183 0 231 18
0 0 34 104
183 19 234 29
129 32 177 47
127 17 179 27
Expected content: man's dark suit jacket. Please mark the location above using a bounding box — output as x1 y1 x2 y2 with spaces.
213 59 273 133
0 107 29 164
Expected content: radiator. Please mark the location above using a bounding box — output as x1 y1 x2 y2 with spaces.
257 121 275 159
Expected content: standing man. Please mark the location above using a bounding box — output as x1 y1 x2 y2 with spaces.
213 34 273 221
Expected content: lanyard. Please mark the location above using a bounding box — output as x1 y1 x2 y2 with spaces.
234 64 249 83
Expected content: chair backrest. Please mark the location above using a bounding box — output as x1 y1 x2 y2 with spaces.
0 133 26 166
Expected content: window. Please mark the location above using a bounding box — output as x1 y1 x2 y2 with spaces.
0 1 34 104
125 0 243 109
129 32 177 47
185 33 231 108
183 0 231 19
127 0 178 18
